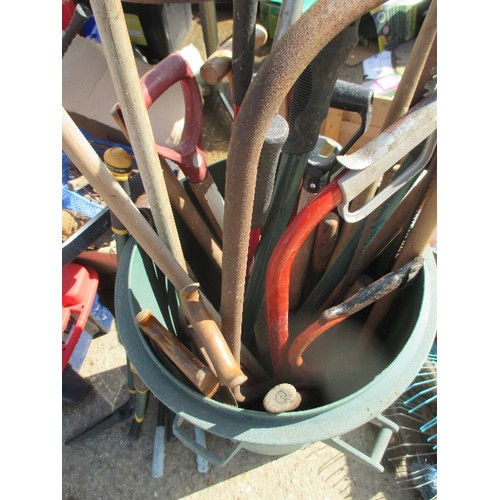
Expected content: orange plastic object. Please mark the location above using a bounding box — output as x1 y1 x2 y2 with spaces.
62 263 99 371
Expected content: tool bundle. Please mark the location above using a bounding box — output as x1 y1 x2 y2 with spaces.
62 0 437 463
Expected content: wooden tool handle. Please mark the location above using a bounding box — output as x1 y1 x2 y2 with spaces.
263 383 302 413
200 24 268 85
136 310 220 397
180 286 248 388
67 174 90 192
189 172 225 241
90 0 187 272
311 213 340 277
159 157 223 269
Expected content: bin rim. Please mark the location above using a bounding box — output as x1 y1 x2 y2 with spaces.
115 236 437 447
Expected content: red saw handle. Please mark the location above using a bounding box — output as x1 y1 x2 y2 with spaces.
113 51 207 183
265 178 344 377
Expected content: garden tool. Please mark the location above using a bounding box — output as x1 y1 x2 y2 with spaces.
111 48 225 241
264 93 437 376
220 0 386 373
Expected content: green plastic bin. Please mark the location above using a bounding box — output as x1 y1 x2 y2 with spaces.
115 160 437 472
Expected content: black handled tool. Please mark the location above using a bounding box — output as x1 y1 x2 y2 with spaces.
232 0 259 116
330 79 374 154
242 19 360 343
247 113 289 274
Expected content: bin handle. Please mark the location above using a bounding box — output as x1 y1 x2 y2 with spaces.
325 415 399 473
173 415 244 467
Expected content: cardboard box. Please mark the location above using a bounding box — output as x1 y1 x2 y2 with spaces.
320 94 392 153
62 35 187 147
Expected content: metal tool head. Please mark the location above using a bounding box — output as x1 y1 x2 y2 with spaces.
336 92 437 223
303 136 342 194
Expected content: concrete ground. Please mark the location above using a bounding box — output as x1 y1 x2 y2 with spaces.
62 323 418 500
62 6 427 499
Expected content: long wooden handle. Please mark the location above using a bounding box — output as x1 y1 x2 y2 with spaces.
89 0 186 272
62 110 244 389
159 157 223 269
63 109 191 290
136 309 220 397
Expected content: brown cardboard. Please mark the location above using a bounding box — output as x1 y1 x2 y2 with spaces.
62 35 186 147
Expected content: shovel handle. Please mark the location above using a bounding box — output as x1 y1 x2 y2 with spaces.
112 51 206 183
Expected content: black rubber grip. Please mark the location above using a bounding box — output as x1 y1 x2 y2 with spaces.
330 79 374 115
283 20 360 154
251 113 289 228
330 79 374 153
232 0 259 107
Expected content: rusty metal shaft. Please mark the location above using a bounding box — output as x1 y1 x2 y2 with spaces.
220 0 387 365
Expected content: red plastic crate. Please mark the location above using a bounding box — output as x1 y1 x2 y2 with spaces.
62 262 99 371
